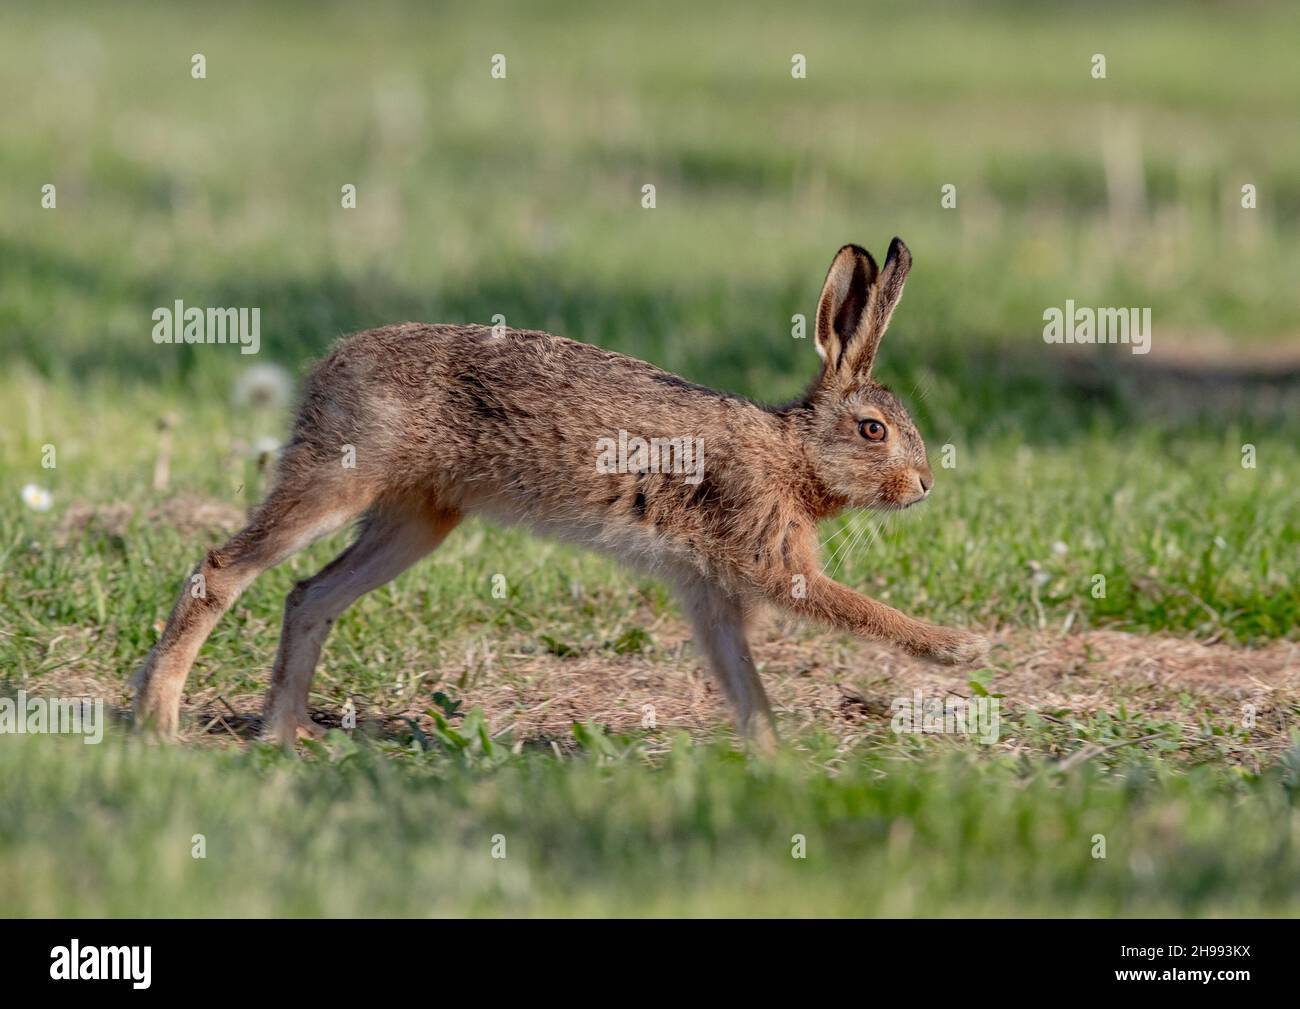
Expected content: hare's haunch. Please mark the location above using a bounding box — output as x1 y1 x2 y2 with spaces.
134 239 988 746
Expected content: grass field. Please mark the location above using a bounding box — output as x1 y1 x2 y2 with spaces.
2 0 1299 916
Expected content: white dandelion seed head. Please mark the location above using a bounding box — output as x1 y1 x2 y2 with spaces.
233 363 293 410
21 483 53 512
252 436 282 459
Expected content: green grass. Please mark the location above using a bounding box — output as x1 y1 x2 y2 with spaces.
2 0 1299 916
3 729 1299 917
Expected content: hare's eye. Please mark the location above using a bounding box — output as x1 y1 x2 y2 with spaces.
858 419 887 442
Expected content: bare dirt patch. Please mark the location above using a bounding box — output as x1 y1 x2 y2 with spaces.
381 622 1299 760
24 616 1296 762
54 494 247 547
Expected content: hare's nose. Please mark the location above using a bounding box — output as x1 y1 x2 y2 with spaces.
917 465 933 495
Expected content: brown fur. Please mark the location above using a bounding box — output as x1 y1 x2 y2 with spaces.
133 239 988 746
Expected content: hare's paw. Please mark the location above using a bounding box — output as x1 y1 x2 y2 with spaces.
916 626 990 666
132 663 183 739
262 712 328 747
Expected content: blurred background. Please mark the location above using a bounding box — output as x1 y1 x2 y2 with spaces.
5 0 1298 380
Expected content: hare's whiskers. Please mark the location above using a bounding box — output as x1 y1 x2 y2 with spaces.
820 517 859 552
820 516 863 575
827 520 871 579
826 513 878 578
828 507 898 579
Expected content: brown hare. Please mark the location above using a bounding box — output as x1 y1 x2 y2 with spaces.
134 238 988 746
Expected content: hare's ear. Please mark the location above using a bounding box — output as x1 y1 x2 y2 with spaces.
815 244 878 374
842 237 912 377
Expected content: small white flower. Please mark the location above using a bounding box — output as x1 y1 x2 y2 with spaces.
233 363 293 410
1051 540 1069 556
21 483 53 512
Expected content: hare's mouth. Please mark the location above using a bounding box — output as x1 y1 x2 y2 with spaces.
880 478 931 511
871 493 927 512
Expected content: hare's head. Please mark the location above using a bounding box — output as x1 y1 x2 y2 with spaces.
801 239 932 512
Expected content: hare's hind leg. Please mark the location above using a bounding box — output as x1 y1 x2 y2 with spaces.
133 476 375 738
677 576 778 750
262 500 461 746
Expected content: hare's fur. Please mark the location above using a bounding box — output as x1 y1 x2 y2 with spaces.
134 239 988 745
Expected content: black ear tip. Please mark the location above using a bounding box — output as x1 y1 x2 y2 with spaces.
842 243 879 268
830 244 878 278
887 236 911 262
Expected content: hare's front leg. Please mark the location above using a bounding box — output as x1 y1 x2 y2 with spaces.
676 576 778 750
777 572 988 665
